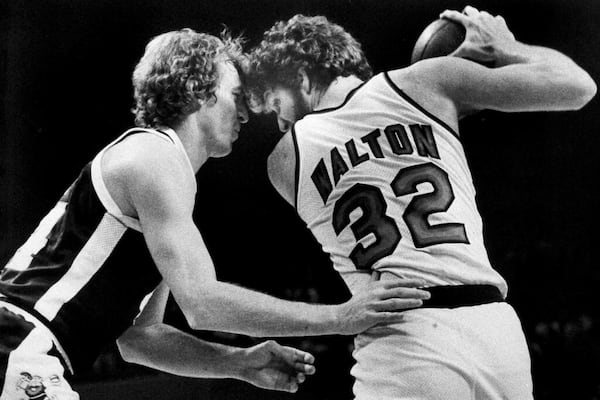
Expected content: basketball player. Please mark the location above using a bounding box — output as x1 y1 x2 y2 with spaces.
0 28 431 399
243 7 596 399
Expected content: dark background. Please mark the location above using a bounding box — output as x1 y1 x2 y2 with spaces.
1 0 599 399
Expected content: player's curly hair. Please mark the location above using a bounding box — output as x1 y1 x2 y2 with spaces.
243 14 372 113
132 28 244 128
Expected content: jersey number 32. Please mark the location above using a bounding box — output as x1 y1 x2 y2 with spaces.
332 162 469 270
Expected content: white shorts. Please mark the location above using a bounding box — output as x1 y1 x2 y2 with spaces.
351 302 533 400
0 301 79 400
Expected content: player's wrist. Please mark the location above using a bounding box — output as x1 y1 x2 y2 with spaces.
227 346 252 380
331 303 355 335
297 303 344 335
492 40 535 67
306 303 346 335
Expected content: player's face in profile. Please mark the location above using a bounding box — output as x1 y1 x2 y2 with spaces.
199 61 249 157
265 85 311 133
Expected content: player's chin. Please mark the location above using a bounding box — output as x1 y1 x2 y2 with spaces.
212 143 234 158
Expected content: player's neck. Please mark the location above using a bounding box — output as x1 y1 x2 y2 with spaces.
314 75 363 111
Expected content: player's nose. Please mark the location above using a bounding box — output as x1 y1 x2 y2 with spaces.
238 102 249 124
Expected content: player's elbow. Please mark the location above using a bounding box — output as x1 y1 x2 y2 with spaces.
180 308 209 331
117 327 147 364
569 72 597 110
549 65 597 111
177 283 224 331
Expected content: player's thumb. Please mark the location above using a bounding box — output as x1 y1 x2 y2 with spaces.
448 41 471 58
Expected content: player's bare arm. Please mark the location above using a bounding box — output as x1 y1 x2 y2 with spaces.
394 6 595 120
105 135 429 337
116 283 315 393
398 6 596 116
119 325 315 392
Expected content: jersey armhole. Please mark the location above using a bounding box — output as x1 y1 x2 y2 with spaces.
91 128 175 232
383 71 461 142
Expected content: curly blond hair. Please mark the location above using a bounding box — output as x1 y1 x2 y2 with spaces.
132 28 244 128
243 15 372 113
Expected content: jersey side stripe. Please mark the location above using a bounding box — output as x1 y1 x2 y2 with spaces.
34 213 127 320
5 201 67 272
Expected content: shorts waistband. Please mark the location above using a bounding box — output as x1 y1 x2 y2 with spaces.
420 284 504 308
0 298 74 374
378 272 504 309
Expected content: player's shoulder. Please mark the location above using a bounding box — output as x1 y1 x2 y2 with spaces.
103 132 190 191
267 131 296 206
388 57 467 89
119 131 182 165
268 131 295 184
269 130 295 164
386 60 463 131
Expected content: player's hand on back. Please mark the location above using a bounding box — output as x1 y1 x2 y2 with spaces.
441 5 515 66
334 274 430 335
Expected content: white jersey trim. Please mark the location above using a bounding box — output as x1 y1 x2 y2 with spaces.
90 127 195 232
34 213 127 321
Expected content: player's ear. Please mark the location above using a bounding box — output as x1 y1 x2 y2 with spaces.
198 93 217 108
297 68 312 95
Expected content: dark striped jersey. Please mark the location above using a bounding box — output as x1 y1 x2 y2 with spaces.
0 127 193 372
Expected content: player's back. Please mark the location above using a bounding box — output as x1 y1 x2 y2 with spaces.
292 72 506 295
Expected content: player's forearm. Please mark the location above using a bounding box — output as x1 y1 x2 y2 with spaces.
496 42 596 108
152 230 342 337
182 280 341 336
117 324 246 379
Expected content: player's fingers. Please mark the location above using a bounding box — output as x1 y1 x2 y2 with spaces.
295 362 316 375
462 5 479 15
295 350 315 365
380 287 431 300
286 381 299 393
370 270 381 282
375 298 423 311
273 376 297 393
440 10 469 26
495 15 512 34
380 278 427 289
296 373 306 383
290 347 315 364
376 311 420 324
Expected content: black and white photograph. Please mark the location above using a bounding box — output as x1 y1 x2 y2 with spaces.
1 0 598 399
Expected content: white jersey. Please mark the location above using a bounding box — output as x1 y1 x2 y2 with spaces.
292 72 507 296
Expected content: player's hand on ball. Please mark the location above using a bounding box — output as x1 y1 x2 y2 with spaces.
239 340 315 393
441 5 515 66
334 274 430 335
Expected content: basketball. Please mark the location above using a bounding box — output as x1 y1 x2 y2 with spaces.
410 19 466 64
